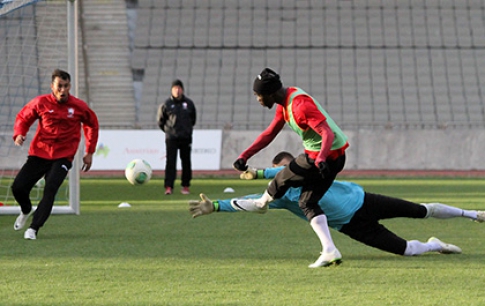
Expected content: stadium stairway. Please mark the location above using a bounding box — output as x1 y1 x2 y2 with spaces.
80 0 135 128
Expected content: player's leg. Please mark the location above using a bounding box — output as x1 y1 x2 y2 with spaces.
164 139 177 193
11 156 49 214
340 212 409 255
267 154 342 267
253 154 312 209
298 159 342 267
11 157 50 231
422 202 481 221
265 154 325 214
308 214 342 268
407 238 462 255
29 158 71 234
296 153 345 220
179 140 192 191
341 223 461 255
361 192 428 220
340 201 461 255
363 192 482 222
266 154 313 199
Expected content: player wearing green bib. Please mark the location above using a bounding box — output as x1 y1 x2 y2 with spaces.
232 68 349 266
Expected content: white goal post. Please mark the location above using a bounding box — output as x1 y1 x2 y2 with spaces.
0 0 81 215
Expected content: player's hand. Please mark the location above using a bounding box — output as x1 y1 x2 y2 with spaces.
318 161 331 179
14 135 26 146
233 158 248 171
82 153 93 172
239 167 258 180
188 193 215 218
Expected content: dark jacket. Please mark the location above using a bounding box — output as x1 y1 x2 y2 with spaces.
157 95 196 141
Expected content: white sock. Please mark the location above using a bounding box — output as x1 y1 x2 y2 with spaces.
404 240 441 256
310 214 337 254
255 190 274 208
423 203 477 220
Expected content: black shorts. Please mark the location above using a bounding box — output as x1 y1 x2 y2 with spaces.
267 153 346 220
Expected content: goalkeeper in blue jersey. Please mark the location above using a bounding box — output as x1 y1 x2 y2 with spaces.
189 152 485 268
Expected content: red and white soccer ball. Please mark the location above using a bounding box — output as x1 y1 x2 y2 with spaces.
125 159 152 185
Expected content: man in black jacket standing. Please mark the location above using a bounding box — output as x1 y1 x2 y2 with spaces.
157 79 196 195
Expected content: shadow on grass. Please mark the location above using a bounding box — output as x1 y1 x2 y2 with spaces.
2 207 483 267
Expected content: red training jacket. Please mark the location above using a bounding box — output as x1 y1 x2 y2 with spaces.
13 93 99 161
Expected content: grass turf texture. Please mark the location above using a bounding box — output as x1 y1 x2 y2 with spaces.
1 177 485 305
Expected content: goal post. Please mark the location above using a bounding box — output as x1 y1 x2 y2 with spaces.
0 0 80 215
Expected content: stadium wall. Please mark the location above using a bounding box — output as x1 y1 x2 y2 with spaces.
221 129 485 171
4 129 483 172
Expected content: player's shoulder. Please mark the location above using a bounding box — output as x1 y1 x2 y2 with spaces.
69 95 85 103
25 94 52 110
31 94 51 103
66 95 92 109
292 94 313 104
288 87 311 99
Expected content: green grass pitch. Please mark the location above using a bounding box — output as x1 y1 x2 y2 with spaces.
1 177 485 305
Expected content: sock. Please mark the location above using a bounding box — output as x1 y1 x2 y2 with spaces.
255 190 274 208
423 203 477 220
310 214 337 254
404 240 440 256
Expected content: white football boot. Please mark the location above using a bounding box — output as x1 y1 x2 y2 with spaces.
24 228 37 240
308 249 342 268
428 237 462 254
14 210 33 231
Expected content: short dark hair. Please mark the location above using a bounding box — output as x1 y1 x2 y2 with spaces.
272 151 294 165
52 69 70 83
171 79 184 90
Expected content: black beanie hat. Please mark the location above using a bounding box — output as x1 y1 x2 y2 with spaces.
171 79 184 90
253 68 282 95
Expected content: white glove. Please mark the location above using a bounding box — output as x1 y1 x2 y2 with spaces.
188 193 215 218
239 167 258 180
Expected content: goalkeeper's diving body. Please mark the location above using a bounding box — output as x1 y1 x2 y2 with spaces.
190 152 485 267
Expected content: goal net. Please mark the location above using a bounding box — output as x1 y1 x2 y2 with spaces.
0 0 79 215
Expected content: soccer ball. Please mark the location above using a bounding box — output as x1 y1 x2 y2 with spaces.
125 159 152 185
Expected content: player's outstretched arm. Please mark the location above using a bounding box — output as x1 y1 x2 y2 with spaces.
189 193 269 218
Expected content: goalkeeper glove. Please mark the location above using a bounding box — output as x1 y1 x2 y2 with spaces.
188 193 217 218
233 158 248 171
318 161 331 179
239 167 264 180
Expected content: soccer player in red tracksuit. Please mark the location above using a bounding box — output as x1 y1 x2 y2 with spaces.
11 69 99 240
233 68 349 267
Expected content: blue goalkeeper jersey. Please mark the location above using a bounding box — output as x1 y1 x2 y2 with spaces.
216 167 365 230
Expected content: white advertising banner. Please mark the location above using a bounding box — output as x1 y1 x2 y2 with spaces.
92 130 222 170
